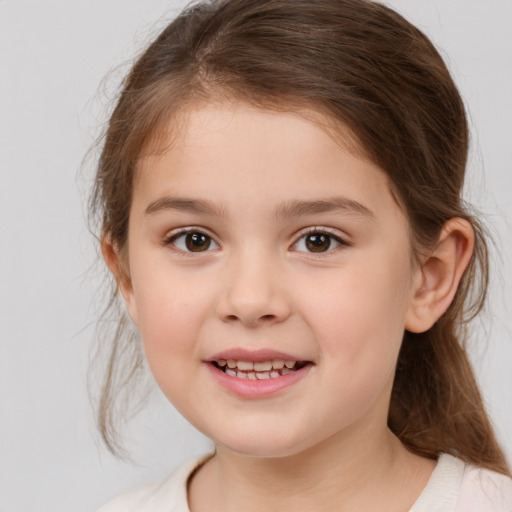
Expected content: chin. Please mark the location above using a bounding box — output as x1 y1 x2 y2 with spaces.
221 442 302 459
212 427 317 459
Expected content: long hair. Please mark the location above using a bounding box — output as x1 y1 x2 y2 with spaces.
89 0 509 474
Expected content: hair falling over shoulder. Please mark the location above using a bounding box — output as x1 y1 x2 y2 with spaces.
89 0 510 474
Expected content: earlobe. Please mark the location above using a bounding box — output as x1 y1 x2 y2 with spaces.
101 236 139 326
405 218 475 333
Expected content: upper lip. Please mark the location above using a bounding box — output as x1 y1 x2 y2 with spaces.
206 348 309 363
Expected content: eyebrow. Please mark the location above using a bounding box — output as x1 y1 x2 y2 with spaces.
275 197 375 221
144 195 375 221
145 197 228 218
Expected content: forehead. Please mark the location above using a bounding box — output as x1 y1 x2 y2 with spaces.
137 99 367 173
134 103 400 222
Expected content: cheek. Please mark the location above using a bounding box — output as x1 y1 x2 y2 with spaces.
298 251 413 370
132 280 214 416
294 255 413 425
129 263 214 374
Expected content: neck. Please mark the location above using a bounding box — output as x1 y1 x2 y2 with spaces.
188 427 434 512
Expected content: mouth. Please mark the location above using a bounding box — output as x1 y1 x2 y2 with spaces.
210 359 310 380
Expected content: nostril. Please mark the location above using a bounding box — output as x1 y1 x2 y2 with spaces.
216 290 291 326
223 313 276 323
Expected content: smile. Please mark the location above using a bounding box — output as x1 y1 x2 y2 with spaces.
211 359 307 380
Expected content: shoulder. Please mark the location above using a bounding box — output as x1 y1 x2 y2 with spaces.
96 455 211 512
411 454 512 512
456 460 512 512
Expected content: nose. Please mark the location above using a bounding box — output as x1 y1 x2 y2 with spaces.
216 250 291 327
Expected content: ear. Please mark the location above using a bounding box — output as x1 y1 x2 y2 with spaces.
101 236 139 326
405 218 475 333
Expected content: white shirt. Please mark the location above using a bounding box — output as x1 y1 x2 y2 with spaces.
97 454 512 511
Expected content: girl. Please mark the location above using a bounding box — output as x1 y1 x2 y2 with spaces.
91 0 512 510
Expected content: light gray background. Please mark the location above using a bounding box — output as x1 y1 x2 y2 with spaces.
0 1 511 511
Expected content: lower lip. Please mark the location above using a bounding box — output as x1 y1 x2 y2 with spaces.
205 363 312 399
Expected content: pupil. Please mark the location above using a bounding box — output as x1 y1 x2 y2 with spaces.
185 233 211 252
306 234 330 252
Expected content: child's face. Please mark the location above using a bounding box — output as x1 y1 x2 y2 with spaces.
122 104 421 457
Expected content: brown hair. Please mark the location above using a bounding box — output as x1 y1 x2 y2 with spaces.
90 0 510 473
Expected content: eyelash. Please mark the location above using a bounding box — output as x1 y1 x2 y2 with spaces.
163 226 349 255
291 227 349 254
164 228 220 254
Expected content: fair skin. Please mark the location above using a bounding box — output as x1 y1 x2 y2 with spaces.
104 104 474 512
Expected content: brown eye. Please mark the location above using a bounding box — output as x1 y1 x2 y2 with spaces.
168 231 219 253
185 232 212 252
292 231 343 253
305 233 331 252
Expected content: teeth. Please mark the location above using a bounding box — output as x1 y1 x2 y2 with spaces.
216 358 303 379
216 359 297 371
253 361 273 371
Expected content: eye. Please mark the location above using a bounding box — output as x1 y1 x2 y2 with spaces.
167 230 220 253
292 230 345 253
